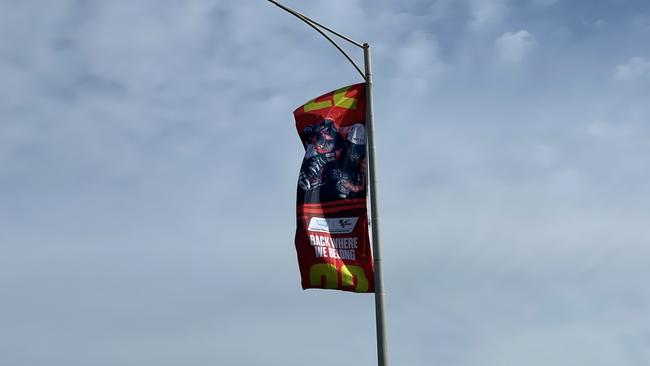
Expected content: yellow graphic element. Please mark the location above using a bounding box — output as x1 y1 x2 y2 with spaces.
303 98 332 112
309 263 338 289
333 86 357 109
341 265 369 292
309 263 369 292
303 86 358 112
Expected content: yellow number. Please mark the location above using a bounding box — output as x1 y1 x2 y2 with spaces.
340 265 369 293
309 263 338 289
303 98 332 112
332 86 357 110
310 264 369 292
303 86 358 112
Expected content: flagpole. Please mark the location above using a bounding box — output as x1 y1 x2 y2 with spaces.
363 43 388 366
265 2 388 365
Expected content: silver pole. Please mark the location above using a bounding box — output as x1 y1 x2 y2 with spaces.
364 43 389 366
265 2 389 365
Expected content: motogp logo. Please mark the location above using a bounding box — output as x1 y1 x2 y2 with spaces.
308 217 359 234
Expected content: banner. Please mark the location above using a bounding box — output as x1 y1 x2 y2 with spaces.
293 83 374 293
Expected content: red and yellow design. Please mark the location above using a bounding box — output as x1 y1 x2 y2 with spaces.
293 83 374 293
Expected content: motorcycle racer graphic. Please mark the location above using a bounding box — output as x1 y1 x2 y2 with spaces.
331 123 367 199
298 119 367 203
298 119 345 193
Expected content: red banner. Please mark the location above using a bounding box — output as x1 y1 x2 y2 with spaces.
293 83 374 293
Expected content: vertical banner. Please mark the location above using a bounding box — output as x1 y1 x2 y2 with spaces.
294 83 374 293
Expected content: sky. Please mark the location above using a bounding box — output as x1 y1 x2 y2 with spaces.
1 0 650 365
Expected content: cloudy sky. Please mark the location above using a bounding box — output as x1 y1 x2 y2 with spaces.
2 0 650 365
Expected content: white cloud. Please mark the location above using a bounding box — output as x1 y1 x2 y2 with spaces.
613 57 650 81
393 32 446 91
468 0 509 30
494 30 537 62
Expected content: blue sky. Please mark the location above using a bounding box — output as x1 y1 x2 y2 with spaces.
1 0 650 365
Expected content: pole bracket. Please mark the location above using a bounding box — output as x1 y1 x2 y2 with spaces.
266 0 367 80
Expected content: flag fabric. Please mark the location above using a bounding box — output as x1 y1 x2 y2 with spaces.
293 83 374 293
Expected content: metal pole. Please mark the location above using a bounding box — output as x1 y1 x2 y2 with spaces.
364 43 389 366
265 2 389 365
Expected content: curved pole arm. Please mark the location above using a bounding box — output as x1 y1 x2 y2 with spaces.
266 0 366 80
266 0 364 48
